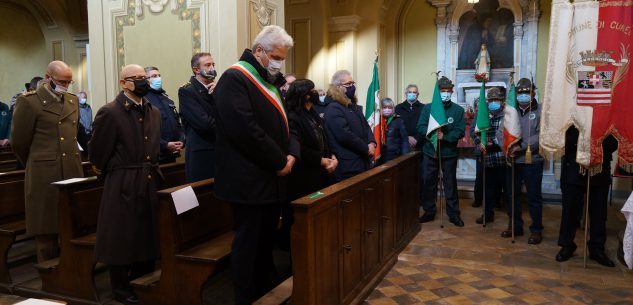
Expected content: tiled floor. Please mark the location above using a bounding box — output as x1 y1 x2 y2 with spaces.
364 201 633 305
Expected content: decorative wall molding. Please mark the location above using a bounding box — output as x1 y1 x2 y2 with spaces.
253 0 274 28
31 0 58 28
328 15 362 33
114 0 201 71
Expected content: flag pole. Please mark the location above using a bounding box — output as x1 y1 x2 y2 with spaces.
439 138 444 229
511 157 516 243
583 173 591 268
482 153 487 227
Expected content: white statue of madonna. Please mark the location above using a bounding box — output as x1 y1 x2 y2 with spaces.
474 44 491 80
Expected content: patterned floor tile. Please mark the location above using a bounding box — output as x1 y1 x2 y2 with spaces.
364 201 633 305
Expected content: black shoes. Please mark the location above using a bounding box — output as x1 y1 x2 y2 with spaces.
419 213 435 223
471 201 482 208
500 229 524 238
556 246 576 262
590 252 616 267
528 232 542 245
449 216 464 227
475 214 494 224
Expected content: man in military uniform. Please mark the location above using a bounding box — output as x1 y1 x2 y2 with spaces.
417 76 466 227
11 61 84 262
178 52 217 182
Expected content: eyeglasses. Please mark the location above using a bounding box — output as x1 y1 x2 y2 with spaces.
341 81 356 88
124 76 149 82
52 78 74 86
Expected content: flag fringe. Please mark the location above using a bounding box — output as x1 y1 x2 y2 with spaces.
619 157 633 174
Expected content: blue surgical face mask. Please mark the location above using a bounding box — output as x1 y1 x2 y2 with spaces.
440 92 452 102
79 98 87 105
488 101 501 112
517 93 531 104
319 95 325 103
406 93 417 102
149 77 162 90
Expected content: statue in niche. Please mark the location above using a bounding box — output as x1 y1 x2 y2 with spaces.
474 44 491 81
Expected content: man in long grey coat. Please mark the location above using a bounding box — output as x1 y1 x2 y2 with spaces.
11 61 84 262
90 64 161 304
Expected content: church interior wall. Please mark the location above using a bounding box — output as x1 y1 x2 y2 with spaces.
0 0 87 104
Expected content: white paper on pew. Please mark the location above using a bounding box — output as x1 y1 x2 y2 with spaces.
77 142 84 152
52 177 91 185
171 186 199 215
15 299 66 304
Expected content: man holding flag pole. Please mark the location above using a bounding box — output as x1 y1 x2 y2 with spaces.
501 77 544 244
417 75 465 227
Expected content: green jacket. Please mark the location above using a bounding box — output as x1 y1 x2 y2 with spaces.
0 102 10 140
417 101 465 158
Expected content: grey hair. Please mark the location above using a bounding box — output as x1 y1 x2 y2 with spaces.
381 98 395 107
331 70 352 86
144 66 159 73
252 25 294 52
405 84 418 92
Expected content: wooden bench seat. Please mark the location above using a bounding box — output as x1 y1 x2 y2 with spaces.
132 179 233 305
175 231 233 263
70 233 96 247
0 178 27 289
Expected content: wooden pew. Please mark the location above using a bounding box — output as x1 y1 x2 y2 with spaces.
0 162 95 291
0 176 26 291
0 151 15 162
131 179 233 305
290 152 421 305
15 162 186 304
0 160 19 173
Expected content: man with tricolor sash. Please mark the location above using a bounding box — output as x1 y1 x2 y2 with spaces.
501 78 544 244
211 25 299 304
417 76 465 227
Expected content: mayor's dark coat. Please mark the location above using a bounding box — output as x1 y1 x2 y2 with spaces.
178 76 216 182
211 49 299 204
90 92 161 264
11 84 84 235
287 107 331 200
323 95 375 182
146 88 184 164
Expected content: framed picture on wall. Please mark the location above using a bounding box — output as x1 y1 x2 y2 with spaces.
52 40 63 61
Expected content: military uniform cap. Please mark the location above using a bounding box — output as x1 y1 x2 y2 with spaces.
486 87 504 100
438 76 454 89
516 78 535 93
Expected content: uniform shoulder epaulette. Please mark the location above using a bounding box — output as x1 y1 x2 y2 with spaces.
65 92 77 97
180 82 192 88
22 91 36 97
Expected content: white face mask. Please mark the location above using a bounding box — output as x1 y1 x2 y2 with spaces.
263 49 283 75
54 84 68 94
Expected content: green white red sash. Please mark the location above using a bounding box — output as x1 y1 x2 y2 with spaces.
230 61 288 133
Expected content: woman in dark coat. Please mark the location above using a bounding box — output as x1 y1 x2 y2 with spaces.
278 79 338 250
379 98 410 164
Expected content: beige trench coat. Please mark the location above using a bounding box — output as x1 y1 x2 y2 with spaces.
11 84 84 235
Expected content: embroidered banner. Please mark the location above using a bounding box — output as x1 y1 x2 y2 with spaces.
541 0 632 173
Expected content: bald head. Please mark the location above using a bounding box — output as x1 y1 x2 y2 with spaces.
119 64 150 99
45 61 73 89
120 64 145 80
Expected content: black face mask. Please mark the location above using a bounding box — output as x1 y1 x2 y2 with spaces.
345 85 356 99
132 79 150 97
200 68 217 81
